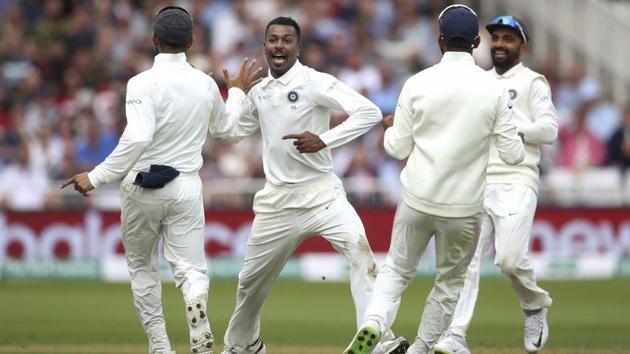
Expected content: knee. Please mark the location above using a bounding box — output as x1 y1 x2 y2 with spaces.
345 236 376 266
495 255 518 276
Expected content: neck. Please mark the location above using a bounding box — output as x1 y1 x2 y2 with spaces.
444 48 472 55
270 61 297 79
159 49 184 54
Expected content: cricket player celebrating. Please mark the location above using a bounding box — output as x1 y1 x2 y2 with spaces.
217 16 408 354
61 6 260 354
343 5 525 354
434 15 557 354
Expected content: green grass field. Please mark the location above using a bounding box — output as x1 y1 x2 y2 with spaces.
1 278 629 354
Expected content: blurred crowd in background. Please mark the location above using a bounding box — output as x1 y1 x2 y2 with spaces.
0 0 629 210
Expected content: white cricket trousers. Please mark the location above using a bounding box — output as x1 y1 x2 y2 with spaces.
223 174 379 347
449 184 553 337
363 201 479 354
119 172 209 339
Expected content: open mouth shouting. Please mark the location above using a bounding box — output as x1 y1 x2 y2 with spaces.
271 52 288 66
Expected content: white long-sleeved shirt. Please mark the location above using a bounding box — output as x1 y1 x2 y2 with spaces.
486 63 559 193
217 60 382 185
88 53 228 188
384 52 524 218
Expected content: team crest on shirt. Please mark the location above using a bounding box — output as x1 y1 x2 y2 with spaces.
287 90 299 103
508 89 518 100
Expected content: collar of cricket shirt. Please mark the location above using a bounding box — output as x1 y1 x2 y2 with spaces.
440 51 475 64
261 60 303 88
493 62 524 79
153 52 188 67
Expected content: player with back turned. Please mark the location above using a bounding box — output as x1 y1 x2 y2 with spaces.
434 15 557 354
61 6 260 354
343 5 525 354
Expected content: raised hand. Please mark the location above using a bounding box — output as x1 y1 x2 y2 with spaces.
282 131 326 153
60 172 94 197
222 57 264 94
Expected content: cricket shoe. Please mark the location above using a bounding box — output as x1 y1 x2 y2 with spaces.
344 324 381 354
221 337 266 354
524 308 549 353
433 332 470 354
186 295 214 353
372 336 409 354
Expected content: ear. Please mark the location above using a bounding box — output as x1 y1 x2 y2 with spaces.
438 35 445 53
520 42 529 55
472 36 481 49
186 36 194 50
152 33 159 47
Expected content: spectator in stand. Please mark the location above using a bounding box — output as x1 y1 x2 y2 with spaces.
557 102 606 170
555 63 583 122
607 106 630 170
0 144 50 210
74 113 118 171
370 61 401 115
578 80 621 143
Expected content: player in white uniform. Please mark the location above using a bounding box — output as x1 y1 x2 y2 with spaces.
216 17 407 354
343 5 525 354
434 15 557 354
61 6 260 354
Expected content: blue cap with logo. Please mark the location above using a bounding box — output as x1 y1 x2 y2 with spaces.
438 4 479 47
486 15 529 43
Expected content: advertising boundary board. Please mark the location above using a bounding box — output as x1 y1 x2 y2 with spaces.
1 208 629 280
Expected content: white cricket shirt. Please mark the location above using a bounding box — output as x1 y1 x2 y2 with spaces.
384 52 524 218
218 60 382 185
88 53 228 188
486 63 559 193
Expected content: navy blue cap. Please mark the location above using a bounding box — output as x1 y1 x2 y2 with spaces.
486 16 529 43
438 4 479 47
153 6 193 47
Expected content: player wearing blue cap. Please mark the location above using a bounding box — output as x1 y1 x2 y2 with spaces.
343 5 525 354
434 15 557 354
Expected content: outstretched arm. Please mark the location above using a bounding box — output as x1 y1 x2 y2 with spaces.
208 58 263 142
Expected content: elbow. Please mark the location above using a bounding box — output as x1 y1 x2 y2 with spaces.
124 138 151 149
543 129 559 145
384 144 409 160
364 104 383 125
209 128 241 143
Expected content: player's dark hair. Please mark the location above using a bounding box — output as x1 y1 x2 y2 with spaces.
156 5 191 17
156 36 186 50
445 37 472 50
265 17 301 41
154 5 192 51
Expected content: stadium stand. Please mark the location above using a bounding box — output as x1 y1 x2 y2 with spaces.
0 0 629 210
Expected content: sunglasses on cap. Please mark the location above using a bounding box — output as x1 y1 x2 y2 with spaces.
487 16 528 43
437 4 478 23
